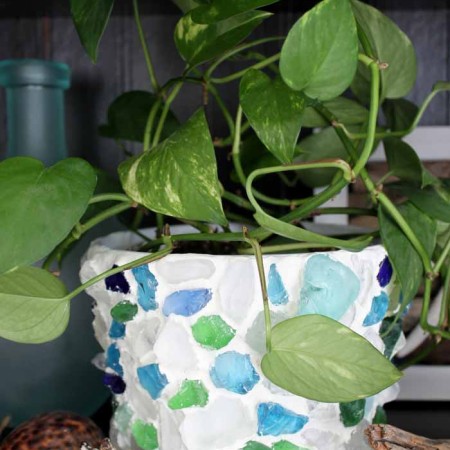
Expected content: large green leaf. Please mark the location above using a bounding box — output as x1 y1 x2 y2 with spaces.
0 157 96 275
384 138 438 188
295 127 348 188
394 184 450 223
70 0 114 63
261 315 402 403
119 109 227 225
0 266 69 344
174 10 271 67
240 71 306 164
280 0 358 100
191 0 278 24
379 202 436 304
301 97 369 128
99 91 179 143
351 0 417 100
172 0 201 13
382 99 418 132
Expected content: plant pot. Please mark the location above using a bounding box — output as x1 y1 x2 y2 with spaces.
80 229 402 450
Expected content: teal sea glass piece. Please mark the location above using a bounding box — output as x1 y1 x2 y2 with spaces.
299 254 360 320
137 363 168 399
257 402 309 436
163 289 212 317
106 343 123 376
268 263 289 305
132 264 158 311
363 292 389 327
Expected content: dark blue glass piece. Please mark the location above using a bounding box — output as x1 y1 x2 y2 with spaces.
377 256 393 288
105 265 130 294
103 373 126 394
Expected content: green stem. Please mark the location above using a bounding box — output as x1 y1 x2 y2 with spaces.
438 263 450 328
434 237 450 274
222 189 255 211
65 238 173 301
398 337 438 370
243 230 272 352
311 207 376 217
132 0 160 92
205 37 284 79
152 82 183 147
156 213 164 238
208 84 235 136
88 193 131 204
179 219 212 234
238 242 332 255
210 53 281 84
143 98 162 151
81 202 134 235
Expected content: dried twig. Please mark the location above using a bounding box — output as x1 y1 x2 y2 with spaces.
366 424 450 449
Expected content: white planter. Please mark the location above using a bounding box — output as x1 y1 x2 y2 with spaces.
81 229 401 450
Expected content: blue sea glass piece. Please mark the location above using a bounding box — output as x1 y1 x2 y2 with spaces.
103 373 126 394
299 254 360 320
210 351 260 394
363 292 389 327
163 289 212 317
137 364 168 399
105 265 130 294
268 264 289 305
132 264 158 311
257 402 309 436
377 256 393 288
106 343 123 376
109 320 126 339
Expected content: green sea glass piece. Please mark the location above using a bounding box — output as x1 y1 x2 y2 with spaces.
242 442 271 450
114 403 133 433
111 300 138 323
339 399 366 427
273 440 306 449
168 379 209 410
191 315 236 349
131 420 158 450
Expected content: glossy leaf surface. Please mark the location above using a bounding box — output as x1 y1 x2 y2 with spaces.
280 0 358 100
240 71 306 163
379 202 436 303
70 0 114 62
119 109 227 225
351 0 416 100
301 97 369 128
261 315 402 403
99 91 178 143
0 266 69 344
0 157 96 275
191 0 278 23
175 10 271 67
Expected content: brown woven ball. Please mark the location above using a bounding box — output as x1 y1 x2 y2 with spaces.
0 411 103 450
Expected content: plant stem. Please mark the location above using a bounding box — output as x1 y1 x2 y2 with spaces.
438 263 450 328
210 53 281 84
152 82 183 147
222 189 255 211
205 36 284 79
208 84 235 136
65 238 173 301
88 193 131 204
143 98 162 151
132 0 160 92
243 230 272 352
434 237 450 275
311 207 376 217
81 202 134 235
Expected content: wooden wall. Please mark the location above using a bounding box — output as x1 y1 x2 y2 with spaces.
0 5 448 175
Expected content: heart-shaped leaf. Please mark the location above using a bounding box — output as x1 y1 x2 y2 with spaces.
174 10 271 67
301 97 369 128
0 266 69 343
240 70 306 164
280 0 358 100
384 138 438 188
261 315 402 403
351 0 417 100
99 91 179 143
379 202 436 304
70 0 114 63
382 99 418 132
119 109 227 225
191 0 278 24
0 157 96 275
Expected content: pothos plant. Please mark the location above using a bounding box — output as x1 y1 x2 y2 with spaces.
0 0 449 405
